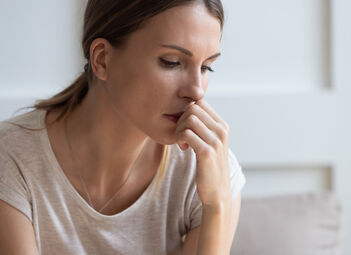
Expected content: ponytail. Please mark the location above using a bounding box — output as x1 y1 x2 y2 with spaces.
13 66 90 126
32 71 89 124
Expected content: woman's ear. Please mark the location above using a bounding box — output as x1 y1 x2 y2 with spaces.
90 38 112 81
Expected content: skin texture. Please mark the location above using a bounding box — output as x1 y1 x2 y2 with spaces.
47 2 225 210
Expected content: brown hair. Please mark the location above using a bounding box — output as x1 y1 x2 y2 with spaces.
12 0 224 195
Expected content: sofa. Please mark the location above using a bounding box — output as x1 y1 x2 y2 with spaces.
230 192 342 255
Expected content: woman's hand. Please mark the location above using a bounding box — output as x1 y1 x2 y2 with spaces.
175 99 232 209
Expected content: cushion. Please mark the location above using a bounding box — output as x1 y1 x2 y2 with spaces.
230 192 342 255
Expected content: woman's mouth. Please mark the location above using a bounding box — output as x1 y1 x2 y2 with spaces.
164 115 180 123
164 112 184 123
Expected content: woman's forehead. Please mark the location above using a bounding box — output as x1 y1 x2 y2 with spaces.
130 4 221 51
148 4 220 35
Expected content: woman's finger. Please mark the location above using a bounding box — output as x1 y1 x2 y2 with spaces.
182 104 219 132
196 99 228 129
175 114 219 149
176 128 209 156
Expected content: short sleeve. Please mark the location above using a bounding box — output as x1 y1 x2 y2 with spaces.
186 147 246 232
228 148 246 199
0 147 33 222
187 190 203 231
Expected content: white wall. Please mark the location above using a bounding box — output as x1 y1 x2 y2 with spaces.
0 0 86 103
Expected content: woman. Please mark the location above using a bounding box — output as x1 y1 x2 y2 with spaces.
0 0 245 254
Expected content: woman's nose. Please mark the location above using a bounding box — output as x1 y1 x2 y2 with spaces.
179 71 205 101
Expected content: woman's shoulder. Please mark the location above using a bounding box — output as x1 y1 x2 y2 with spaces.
0 109 45 152
0 108 44 134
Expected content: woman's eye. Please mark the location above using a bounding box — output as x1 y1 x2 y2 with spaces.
159 58 215 73
201 66 214 73
159 58 180 67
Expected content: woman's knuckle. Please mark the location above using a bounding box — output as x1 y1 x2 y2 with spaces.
212 138 222 150
183 128 192 137
201 147 215 158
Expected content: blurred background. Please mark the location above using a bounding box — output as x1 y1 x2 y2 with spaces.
0 0 350 254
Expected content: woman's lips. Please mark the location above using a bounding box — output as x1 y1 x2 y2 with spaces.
164 111 184 123
167 111 184 117
164 114 180 123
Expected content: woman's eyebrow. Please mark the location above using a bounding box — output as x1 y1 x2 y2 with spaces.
161 44 221 60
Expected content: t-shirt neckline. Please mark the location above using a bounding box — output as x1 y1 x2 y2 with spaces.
37 108 163 220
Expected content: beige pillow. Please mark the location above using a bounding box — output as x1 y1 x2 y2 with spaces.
231 192 342 255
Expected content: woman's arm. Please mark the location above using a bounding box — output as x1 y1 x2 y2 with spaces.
0 200 40 255
182 192 242 255
176 99 243 254
197 193 241 255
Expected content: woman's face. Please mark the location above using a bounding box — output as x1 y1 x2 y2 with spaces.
103 3 221 145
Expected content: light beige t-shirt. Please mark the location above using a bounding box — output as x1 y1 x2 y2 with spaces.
0 109 246 255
